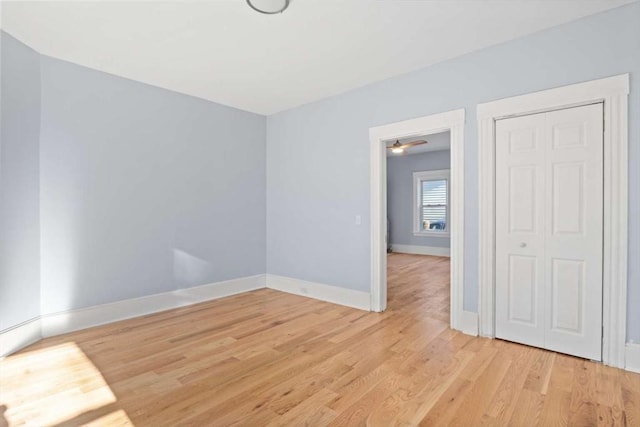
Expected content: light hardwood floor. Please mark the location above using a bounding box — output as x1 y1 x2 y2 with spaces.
1 253 639 426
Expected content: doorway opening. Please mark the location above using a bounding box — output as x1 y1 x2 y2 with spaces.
369 108 470 333
385 131 451 322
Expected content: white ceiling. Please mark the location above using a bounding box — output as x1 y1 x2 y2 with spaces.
386 131 450 157
1 0 634 115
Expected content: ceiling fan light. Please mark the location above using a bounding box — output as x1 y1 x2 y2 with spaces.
391 147 404 154
246 0 290 14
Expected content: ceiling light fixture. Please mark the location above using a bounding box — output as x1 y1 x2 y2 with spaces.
387 139 428 154
390 141 405 154
246 0 290 15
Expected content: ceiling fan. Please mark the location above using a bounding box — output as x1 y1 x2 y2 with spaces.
387 139 427 154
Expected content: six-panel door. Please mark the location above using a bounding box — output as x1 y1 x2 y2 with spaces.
495 103 603 361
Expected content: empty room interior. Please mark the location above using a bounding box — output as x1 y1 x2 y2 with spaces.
0 0 639 425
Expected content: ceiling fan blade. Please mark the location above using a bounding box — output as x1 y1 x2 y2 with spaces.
401 140 427 148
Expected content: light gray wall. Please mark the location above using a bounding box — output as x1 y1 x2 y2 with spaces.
266 3 640 341
38 55 266 314
0 33 41 330
2 3 638 343
387 149 450 249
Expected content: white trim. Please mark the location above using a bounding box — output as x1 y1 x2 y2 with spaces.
477 74 629 368
461 311 478 337
477 75 629 120
370 108 465 331
413 232 449 238
391 244 450 257
2 273 371 357
625 343 640 373
0 317 42 358
412 169 450 237
266 274 371 311
41 274 266 338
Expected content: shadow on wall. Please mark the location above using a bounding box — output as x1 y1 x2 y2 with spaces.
40 244 215 320
40 205 80 317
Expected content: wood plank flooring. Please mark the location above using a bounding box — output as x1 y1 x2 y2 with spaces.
1 253 639 426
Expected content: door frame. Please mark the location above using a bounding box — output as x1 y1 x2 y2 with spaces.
369 108 466 331
477 74 629 368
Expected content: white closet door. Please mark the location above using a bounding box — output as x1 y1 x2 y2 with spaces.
543 103 603 360
495 103 603 361
495 113 546 349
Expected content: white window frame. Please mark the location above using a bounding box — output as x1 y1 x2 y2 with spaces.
413 169 450 237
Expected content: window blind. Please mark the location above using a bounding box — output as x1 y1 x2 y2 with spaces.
421 179 447 230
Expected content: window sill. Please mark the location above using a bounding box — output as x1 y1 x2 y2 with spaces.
413 231 450 238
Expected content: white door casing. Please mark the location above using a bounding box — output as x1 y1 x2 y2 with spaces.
369 108 465 331
495 104 604 360
478 74 628 368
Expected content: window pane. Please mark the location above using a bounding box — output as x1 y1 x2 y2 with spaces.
422 179 447 205
421 179 447 231
422 206 447 230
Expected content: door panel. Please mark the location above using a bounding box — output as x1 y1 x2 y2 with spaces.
544 103 603 360
508 255 538 324
495 113 546 348
509 166 537 233
551 122 587 149
495 103 603 361
552 162 584 235
509 128 538 153
550 258 584 333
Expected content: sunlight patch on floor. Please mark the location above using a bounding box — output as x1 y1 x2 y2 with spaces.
0 342 130 426
84 409 133 426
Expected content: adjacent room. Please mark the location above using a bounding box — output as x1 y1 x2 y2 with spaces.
386 132 452 324
1 0 639 425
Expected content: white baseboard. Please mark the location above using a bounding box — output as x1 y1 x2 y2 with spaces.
626 343 640 373
266 274 371 311
4 273 372 356
41 274 266 338
0 317 42 358
391 244 450 257
461 310 478 336
6 275 639 374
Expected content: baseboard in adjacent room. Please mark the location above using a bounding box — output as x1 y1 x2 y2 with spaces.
41 274 267 338
626 342 640 373
0 317 42 358
391 244 450 257
266 274 371 311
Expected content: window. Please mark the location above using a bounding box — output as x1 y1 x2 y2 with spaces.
413 169 450 236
